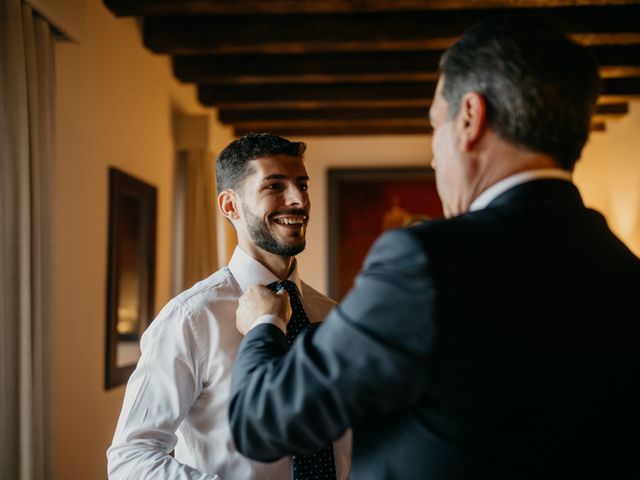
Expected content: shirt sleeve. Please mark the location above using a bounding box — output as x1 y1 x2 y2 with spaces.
107 302 220 480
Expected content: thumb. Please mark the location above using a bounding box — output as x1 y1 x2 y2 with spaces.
275 289 290 301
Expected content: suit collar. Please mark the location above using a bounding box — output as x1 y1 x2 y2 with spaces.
470 169 573 211
485 177 584 210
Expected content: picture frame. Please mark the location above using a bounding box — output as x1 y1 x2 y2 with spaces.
328 167 443 300
105 168 157 390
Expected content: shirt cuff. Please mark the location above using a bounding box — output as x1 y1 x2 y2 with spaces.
250 314 286 334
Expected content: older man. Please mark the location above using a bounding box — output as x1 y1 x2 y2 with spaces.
229 15 640 480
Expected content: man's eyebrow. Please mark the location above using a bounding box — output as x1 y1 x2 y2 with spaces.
262 174 309 181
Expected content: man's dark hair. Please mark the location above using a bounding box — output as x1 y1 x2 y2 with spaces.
216 133 306 192
440 15 601 170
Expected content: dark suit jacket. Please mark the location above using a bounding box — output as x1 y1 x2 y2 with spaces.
229 179 640 479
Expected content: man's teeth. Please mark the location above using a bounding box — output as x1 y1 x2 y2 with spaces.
275 217 304 225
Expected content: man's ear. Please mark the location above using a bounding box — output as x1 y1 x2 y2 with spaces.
218 190 240 220
456 92 487 152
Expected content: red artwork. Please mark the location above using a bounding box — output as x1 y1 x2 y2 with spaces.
329 169 443 300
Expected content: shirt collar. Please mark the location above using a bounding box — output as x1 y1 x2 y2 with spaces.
228 246 303 297
469 168 573 212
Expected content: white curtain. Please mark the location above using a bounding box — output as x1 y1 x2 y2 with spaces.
182 149 218 290
0 0 55 478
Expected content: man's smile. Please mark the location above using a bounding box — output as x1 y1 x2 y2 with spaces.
270 211 308 228
273 216 305 225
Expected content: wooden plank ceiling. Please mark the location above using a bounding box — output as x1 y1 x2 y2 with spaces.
103 0 640 136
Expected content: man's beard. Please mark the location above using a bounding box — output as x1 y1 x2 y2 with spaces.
243 206 307 257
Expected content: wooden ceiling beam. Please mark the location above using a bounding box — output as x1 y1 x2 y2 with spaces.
589 45 640 66
174 45 640 85
216 99 435 109
186 67 636 85
104 1 640 17
218 106 431 123
219 102 627 124
594 102 629 116
199 79 640 108
174 51 443 84
199 81 437 107
601 77 640 96
143 6 640 55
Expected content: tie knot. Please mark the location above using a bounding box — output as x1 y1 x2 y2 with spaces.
266 280 299 299
266 280 308 346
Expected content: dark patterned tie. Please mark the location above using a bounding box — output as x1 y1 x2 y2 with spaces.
267 280 338 480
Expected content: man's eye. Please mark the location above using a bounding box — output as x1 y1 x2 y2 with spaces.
300 184 309 191
266 183 282 190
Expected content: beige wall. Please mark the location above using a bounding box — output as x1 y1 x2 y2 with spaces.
575 100 640 257
297 104 640 295
52 1 232 478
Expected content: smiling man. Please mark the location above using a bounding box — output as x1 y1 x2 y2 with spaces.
107 133 351 480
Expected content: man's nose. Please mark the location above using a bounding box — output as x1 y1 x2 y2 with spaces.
285 184 308 207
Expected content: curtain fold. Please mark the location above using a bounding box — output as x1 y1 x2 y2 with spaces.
182 149 218 290
0 1 54 479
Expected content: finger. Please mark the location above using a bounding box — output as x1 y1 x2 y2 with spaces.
275 289 290 299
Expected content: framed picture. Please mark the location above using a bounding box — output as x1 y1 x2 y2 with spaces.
105 168 157 390
328 167 443 300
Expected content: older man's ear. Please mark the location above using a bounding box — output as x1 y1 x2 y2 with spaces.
456 92 488 153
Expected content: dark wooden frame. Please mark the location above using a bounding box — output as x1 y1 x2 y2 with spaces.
327 167 438 300
105 168 157 390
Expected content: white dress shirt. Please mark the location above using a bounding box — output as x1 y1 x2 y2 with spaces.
107 247 352 480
